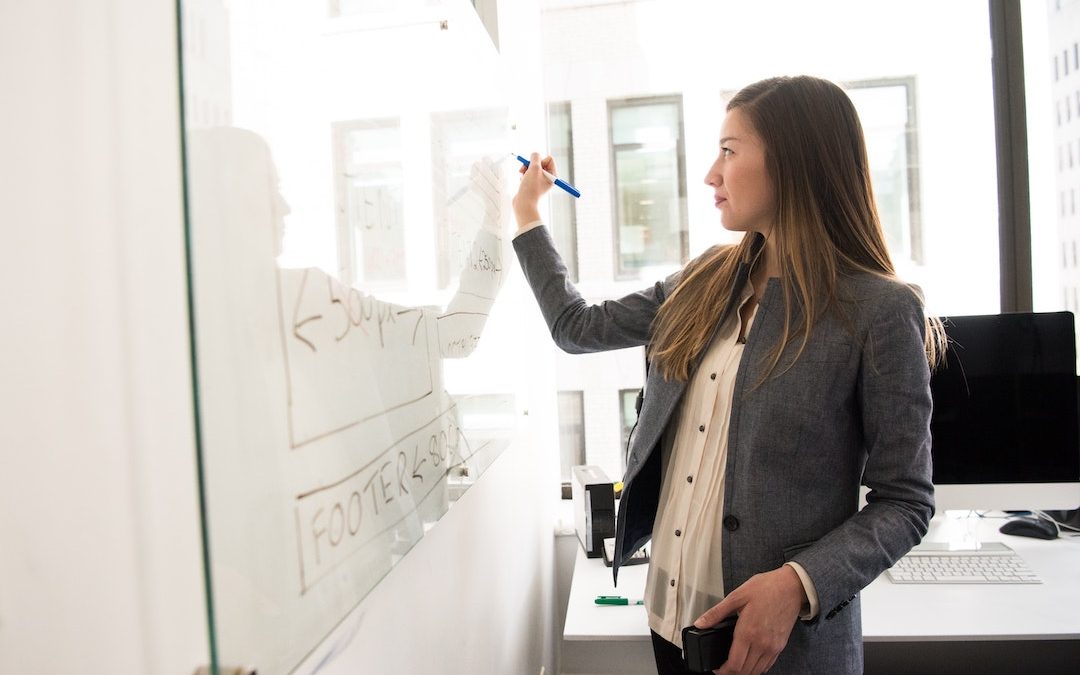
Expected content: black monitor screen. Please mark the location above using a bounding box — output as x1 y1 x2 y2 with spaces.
930 312 1080 484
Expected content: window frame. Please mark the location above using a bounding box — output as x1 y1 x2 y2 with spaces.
991 0 1033 312
556 390 587 497
548 100 580 281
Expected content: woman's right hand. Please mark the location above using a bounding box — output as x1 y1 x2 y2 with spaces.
512 152 556 232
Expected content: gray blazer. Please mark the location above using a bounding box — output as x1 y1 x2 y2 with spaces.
514 227 934 673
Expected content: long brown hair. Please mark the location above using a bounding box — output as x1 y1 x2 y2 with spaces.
649 75 944 381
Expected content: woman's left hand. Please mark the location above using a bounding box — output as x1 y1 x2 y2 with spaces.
693 565 806 675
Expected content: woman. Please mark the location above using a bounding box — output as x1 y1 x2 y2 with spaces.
512 75 943 675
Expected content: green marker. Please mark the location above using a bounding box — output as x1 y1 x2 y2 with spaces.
595 595 644 606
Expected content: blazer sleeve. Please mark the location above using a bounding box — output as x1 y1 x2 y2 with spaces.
789 284 935 619
512 225 676 354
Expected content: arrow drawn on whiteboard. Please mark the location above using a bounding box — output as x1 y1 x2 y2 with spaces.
394 307 424 346
411 445 426 483
293 314 321 352
292 269 322 352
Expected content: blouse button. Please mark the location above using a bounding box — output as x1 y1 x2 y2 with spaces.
710 373 717 380
675 529 682 537
698 424 705 433
686 475 693 484
670 579 676 587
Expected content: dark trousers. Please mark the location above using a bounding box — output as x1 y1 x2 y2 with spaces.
651 630 696 674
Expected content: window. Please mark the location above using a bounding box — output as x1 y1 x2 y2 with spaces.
618 388 639 471
1026 0 1080 364
609 96 688 279
557 391 586 487
548 101 579 281
846 78 923 264
332 119 406 285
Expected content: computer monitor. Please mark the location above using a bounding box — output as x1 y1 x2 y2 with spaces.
929 311 1080 511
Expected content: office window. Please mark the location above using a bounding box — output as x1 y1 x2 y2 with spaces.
609 96 688 279
557 391 586 486
618 388 639 472
332 119 406 285
1027 0 1080 365
548 101 579 281
846 78 923 264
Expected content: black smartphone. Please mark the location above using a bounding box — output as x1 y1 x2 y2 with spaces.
681 616 737 672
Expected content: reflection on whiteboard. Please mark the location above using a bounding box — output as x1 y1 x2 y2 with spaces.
333 120 407 285
433 109 510 289
281 269 434 449
187 127 513 674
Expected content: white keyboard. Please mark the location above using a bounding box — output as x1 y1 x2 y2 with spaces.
886 542 1042 584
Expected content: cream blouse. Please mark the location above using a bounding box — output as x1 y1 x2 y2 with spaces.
645 282 819 647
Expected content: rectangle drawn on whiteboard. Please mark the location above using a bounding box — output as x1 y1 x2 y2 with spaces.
279 267 435 449
293 405 465 592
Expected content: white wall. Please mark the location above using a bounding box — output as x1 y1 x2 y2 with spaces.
0 1 208 673
0 1 560 674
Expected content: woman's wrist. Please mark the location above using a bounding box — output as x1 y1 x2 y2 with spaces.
513 220 545 239
513 204 541 230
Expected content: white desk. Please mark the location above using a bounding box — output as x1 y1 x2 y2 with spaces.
562 547 653 675
561 515 1080 675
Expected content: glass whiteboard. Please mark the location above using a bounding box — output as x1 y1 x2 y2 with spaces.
179 1 517 672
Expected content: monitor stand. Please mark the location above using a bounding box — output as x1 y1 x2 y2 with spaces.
924 510 984 550
1045 506 1080 529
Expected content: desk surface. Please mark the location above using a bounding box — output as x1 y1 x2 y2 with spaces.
863 515 1080 642
564 547 650 642
564 514 1080 644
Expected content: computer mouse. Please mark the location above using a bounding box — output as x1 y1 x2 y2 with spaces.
999 516 1058 540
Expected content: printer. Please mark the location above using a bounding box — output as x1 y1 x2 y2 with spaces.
571 465 616 558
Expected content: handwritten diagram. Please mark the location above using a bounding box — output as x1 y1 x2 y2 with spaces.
279 268 435 449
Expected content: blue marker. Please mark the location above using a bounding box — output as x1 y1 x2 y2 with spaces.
515 154 581 198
